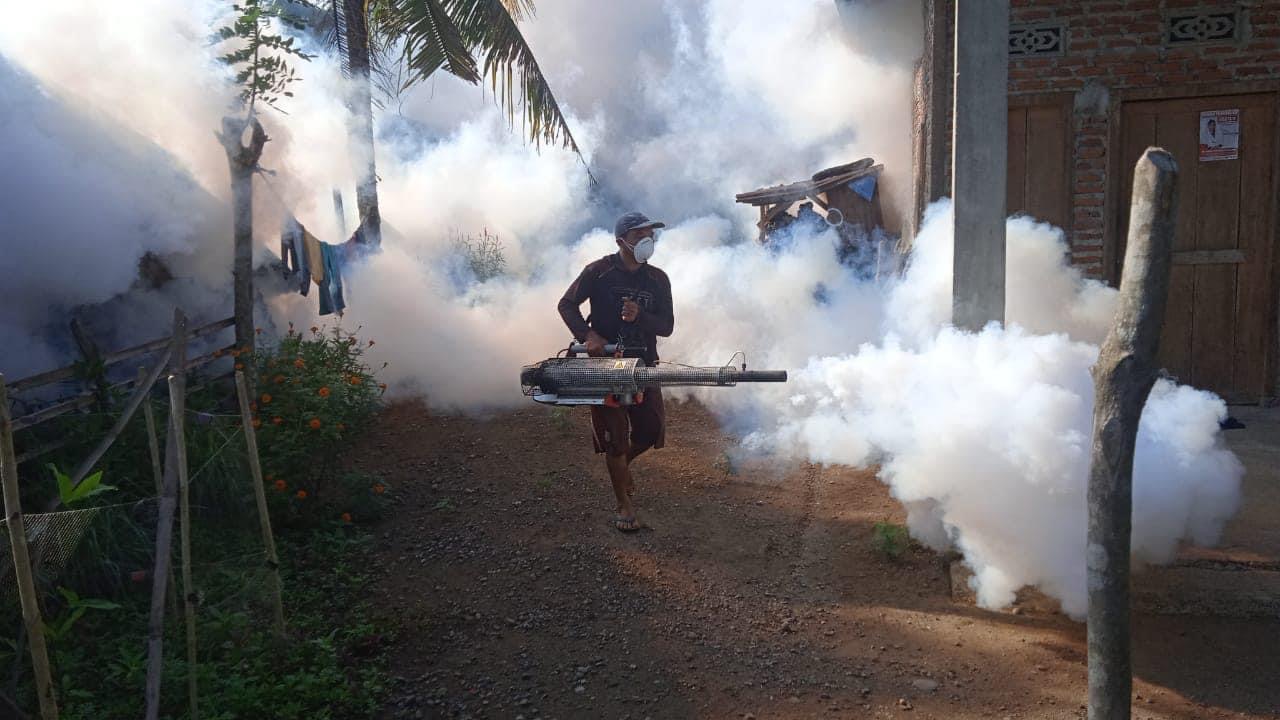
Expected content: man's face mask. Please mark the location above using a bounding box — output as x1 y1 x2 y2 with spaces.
626 234 656 263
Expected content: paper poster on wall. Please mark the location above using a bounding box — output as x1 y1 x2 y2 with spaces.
1199 109 1240 161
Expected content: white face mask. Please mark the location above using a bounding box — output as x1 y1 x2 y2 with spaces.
627 236 655 263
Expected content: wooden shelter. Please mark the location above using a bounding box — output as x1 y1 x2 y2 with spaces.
735 158 885 245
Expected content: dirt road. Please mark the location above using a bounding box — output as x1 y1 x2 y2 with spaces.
352 399 1279 720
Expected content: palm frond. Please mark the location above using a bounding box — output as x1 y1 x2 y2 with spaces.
383 0 480 86
444 0 583 159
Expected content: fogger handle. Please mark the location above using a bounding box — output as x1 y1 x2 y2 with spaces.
569 343 619 355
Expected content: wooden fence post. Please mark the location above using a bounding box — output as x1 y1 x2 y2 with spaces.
144 309 187 720
1087 148 1179 720
0 376 58 720
234 370 286 638
169 375 199 720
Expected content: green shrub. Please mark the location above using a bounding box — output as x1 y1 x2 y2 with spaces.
872 521 910 561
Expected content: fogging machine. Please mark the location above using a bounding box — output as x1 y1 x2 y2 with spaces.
520 342 788 406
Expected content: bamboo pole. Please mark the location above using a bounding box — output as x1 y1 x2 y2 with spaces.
169 375 199 720
1087 148 1179 720
0 376 58 720
144 309 187 720
234 370 286 638
138 367 179 617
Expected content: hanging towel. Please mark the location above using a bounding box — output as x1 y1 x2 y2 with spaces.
305 229 325 285
317 242 347 316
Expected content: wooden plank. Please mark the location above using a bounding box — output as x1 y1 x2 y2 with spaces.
1154 107 1200 253
1233 98 1278 400
1191 264 1237 398
1159 265 1196 384
1025 103 1071 231
1006 106 1027 216
1172 249 1247 265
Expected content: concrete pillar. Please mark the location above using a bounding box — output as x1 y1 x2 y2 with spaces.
951 0 1008 331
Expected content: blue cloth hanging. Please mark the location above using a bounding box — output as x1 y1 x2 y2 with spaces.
317 242 346 316
849 174 877 202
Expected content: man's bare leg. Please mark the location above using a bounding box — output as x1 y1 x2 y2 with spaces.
606 452 639 529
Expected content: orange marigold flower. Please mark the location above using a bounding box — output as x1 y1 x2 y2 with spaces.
372 483 386 495
273 479 286 491
308 418 322 430
317 386 331 398
273 374 285 384
235 362 244 370
296 489 307 500
261 393 272 404
272 416 283 425
341 512 352 524
349 376 362 385
294 358 305 369
251 417 262 428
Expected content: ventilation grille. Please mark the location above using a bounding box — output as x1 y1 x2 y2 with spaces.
1009 23 1066 57
1166 11 1240 45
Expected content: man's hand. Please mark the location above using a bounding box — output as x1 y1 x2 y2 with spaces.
585 331 608 357
621 298 641 323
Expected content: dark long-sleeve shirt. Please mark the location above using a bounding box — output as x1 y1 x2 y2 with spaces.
558 254 674 365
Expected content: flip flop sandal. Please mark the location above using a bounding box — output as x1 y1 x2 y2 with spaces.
614 515 641 533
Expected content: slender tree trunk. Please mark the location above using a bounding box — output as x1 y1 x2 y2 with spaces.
218 116 269 355
1086 148 1179 720
343 0 382 247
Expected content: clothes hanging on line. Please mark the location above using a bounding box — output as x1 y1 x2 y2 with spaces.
317 241 346 317
280 216 310 296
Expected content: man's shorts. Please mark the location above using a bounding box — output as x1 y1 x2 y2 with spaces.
589 387 665 457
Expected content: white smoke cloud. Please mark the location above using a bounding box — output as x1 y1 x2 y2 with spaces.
1 0 1244 618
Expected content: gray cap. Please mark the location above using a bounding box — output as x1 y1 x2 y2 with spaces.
614 211 666 238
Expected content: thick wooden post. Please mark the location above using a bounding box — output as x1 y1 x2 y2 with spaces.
1087 148 1179 720
218 115 268 356
0 377 58 720
234 371 286 637
144 310 188 720
169 375 199 720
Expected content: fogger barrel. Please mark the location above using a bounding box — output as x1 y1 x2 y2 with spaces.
521 356 787 405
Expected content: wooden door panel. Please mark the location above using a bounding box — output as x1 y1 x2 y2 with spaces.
1008 107 1027 215
1161 265 1196 384
1025 105 1070 230
1118 93 1277 401
1153 109 1201 252
1235 100 1278 400
1191 263 1237 394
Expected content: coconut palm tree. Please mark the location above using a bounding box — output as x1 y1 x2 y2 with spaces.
320 0 584 247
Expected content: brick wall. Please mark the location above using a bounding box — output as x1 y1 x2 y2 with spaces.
1005 1 1280 278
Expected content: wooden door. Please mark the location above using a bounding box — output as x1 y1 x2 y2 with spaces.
1008 96 1072 231
1117 93 1278 402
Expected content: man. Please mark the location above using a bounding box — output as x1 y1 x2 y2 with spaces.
558 212 674 532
